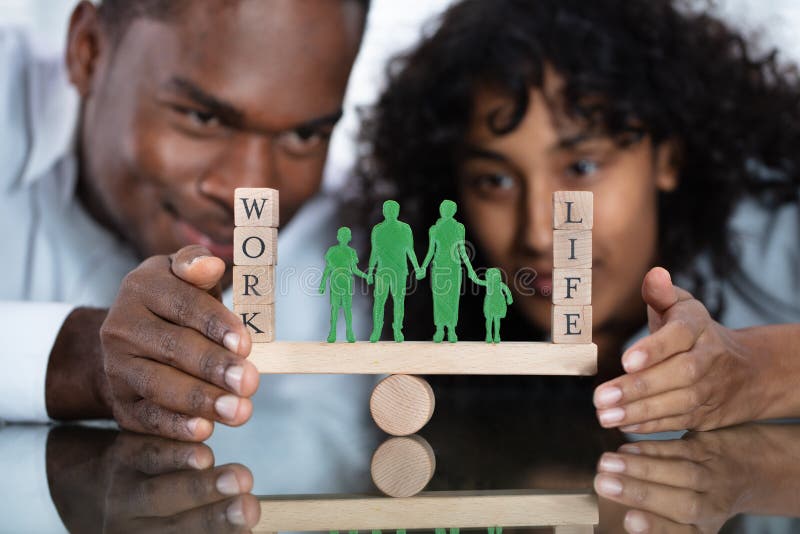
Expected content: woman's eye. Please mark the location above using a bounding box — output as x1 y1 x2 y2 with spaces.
477 173 516 190
567 159 599 177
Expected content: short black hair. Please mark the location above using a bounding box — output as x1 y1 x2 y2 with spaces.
98 0 370 41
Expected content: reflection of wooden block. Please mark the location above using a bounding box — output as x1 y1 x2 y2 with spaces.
234 187 279 227
370 375 435 436
554 230 592 269
552 268 592 305
233 266 275 305
234 227 277 265
553 191 593 229
371 435 436 498
234 304 275 342
552 305 592 344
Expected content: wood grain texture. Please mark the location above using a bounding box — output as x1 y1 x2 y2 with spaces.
552 305 592 344
552 268 592 306
256 490 598 531
554 526 595 534
371 435 436 497
232 266 275 305
370 375 435 436
553 191 593 230
233 227 278 266
553 229 592 269
249 341 597 375
234 187 279 227
234 304 274 342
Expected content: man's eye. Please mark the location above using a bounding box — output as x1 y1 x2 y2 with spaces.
278 128 328 156
186 109 220 127
567 159 599 177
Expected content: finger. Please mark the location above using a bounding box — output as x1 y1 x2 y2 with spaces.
619 311 704 374
641 268 694 331
594 473 710 525
170 245 227 291
126 257 250 356
597 452 711 491
623 509 697 534
113 431 215 473
125 494 260 533
128 317 260 397
617 440 697 460
114 398 215 442
120 358 253 425
595 349 707 408
125 464 253 517
597 386 706 429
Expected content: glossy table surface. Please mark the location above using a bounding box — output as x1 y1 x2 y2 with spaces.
2 375 799 533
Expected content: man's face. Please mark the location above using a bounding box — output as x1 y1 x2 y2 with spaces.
73 0 363 277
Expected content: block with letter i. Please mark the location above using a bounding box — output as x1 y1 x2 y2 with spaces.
234 188 279 342
552 191 592 344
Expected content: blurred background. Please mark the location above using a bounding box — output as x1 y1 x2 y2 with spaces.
4 0 800 190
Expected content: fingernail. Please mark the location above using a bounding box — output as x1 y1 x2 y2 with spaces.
187 417 203 436
594 386 622 408
623 350 647 372
598 407 625 426
225 365 244 393
187 451 203 470
619 444 641 455
599 454 626 473
217 471 242 496
226 498 247 525
189 255 211 265
223 331 241 353
215 395 240 420
625 510 650 533
594 474 623 496
621 424 641 433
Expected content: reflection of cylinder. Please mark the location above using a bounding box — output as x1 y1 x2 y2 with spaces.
370 375 435 436
371 435 436 498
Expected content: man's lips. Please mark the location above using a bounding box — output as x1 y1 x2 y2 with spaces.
174 219 234 260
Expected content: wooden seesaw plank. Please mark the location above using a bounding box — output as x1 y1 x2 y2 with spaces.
249 341 597 375
256 490 598 531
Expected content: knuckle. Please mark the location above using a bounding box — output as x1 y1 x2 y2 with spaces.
158 331 179 363
632 375 649 396
629 482 649 505
169 290 198 323
686 386 702 407
202 311 227 342
682 497 702 523
681 357 700 382
139 402 162 431
198 349 226 384
187 386 209 414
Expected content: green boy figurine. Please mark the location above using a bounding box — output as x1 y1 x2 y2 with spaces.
470 268 514 343
319 226 369 343
366 200 422 342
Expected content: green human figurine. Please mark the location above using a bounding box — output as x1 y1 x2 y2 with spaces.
319 226 369 343
366 200 422 342
418 200 477 343
470 268 514 343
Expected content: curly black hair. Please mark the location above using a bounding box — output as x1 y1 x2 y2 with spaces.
354 0 800 343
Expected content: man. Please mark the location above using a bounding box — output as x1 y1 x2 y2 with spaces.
0 0 369 441
366 200 421 342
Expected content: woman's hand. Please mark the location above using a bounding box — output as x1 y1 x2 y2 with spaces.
592 267 769 433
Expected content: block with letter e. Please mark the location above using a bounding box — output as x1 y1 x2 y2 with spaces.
551 305 592 344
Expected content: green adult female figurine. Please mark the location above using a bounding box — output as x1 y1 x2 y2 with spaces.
319 226 369 343
471 268 514 343
418 200 477 342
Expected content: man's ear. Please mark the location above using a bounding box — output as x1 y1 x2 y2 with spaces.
654 139 681 193
65 1 106 98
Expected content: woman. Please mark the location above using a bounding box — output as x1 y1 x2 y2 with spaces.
355 0 800 435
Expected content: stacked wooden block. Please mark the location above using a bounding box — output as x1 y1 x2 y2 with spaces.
233 188 278 342
551 191 593 344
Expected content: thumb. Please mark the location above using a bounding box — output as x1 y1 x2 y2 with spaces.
641 267 679 314
169 245 226 292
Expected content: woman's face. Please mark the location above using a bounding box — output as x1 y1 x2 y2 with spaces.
459 76 678 344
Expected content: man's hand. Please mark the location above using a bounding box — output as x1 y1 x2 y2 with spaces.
99 245 260 441
592 267 765 433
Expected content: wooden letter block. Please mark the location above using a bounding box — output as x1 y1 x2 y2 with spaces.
554 229 592 269
551 305 592 344
233 265 275 305
553 191 593 229
234 304 275 342
234 187 279 227
234 227 277 266
552 268 592 305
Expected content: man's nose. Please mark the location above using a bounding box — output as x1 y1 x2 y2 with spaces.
197 135 276 205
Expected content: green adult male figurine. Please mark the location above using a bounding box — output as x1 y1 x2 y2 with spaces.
366 200 422 342
319 226 368 343
418 200 477 342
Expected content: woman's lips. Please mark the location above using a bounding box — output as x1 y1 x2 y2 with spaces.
175 219 234 261
531 273 552 297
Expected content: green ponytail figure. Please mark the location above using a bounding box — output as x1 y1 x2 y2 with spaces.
470 268 514 343
319 226 369 343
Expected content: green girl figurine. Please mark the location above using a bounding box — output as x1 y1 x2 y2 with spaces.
470 268 514 343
